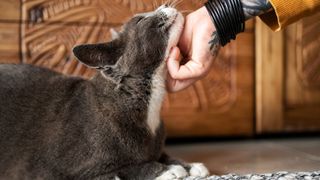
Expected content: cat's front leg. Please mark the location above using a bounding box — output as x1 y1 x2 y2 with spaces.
154 164 188 180
115 161 187 180
188 163 210 177
159 152 209 178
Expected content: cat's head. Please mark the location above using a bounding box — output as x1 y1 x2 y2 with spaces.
73 5 184 80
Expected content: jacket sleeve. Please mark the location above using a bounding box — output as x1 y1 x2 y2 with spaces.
259 0 320 31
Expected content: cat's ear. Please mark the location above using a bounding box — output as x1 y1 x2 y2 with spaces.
72 41 123 69
110 28 120 40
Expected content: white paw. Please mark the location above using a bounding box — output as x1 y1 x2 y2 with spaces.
189 163 209 177
155 165 188 180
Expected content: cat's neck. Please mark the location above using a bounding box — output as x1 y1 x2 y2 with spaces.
90 63 167 135
145 62 167 135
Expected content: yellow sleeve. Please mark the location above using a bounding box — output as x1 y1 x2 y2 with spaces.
259 0 320 31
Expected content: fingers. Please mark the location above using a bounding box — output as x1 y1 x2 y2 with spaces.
165 7 219 92
168 46 181 61
167 56 207 80
166 47 211 92
166 74 197 92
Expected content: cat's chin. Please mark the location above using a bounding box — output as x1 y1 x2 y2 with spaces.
165 12 184 59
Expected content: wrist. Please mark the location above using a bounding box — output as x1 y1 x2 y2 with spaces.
205 0 245 46
191 7 215 33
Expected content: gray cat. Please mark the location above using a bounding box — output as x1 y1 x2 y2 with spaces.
0 5 209 180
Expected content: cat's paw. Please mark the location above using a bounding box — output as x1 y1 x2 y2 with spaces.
189 163 209 177
155 165 188 180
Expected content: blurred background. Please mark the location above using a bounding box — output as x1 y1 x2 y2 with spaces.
0 0 319 175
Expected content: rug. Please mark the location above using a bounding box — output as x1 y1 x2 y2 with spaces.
185 171 320 180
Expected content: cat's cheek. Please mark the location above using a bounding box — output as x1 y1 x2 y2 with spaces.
165 13 184 59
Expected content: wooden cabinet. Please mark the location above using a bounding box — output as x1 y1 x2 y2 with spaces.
1 0 318 137
256 12 320 133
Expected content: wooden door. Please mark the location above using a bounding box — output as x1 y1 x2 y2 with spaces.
0 0 254 137
256 12 320 133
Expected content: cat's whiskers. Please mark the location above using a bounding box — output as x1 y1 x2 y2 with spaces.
166 0 173 7
152 1 156 11
167 0 175 8
180 9 193 14
155 0 159 10
164 0 173 7
128 5 134 16
170 0 183 8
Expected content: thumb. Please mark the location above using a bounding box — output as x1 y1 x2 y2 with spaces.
167 47 182 79
167 46 180 61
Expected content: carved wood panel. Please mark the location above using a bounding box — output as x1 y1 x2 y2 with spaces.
284 12 320 131
286 12 320 107
21 0 207 77
0 0 255 137
296 13 320 88
256 12 320 133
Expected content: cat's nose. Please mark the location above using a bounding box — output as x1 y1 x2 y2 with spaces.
161 7 177 18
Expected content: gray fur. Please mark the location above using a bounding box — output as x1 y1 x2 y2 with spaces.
0 6 198 180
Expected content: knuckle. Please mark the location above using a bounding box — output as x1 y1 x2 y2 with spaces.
194 67 206 78
170 73 179 79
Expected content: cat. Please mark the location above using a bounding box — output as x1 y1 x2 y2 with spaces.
0 5 209 180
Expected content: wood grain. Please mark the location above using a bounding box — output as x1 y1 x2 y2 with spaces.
0 0 21 21
0 0 20 64
0 23 21 64
255 18 284 133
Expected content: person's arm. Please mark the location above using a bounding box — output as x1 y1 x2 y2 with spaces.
206 0 320 46
166 7 217 92
167 0 320 92
166 0 271 92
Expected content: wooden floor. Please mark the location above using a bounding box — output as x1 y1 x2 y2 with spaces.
166 137 320 175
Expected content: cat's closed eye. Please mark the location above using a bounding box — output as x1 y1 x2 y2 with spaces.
136 17 144 24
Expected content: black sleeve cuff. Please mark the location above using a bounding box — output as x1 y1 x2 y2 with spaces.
204 0 245 46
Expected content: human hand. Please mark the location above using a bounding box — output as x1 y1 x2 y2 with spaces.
166 6 220 92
